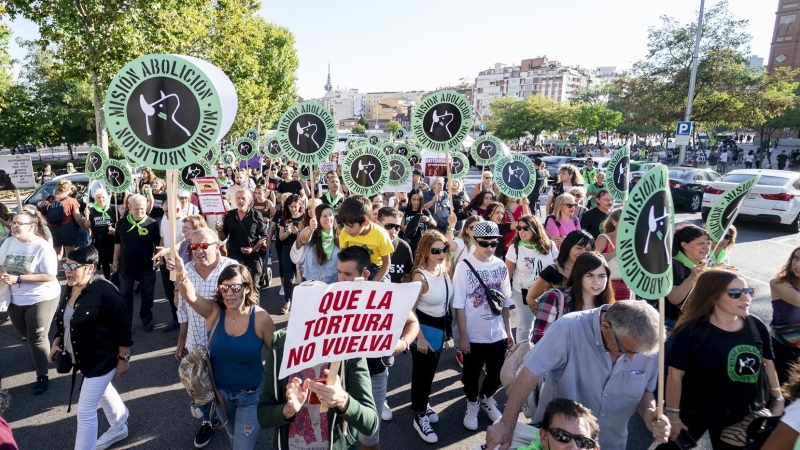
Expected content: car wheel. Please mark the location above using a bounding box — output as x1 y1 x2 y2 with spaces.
783 213 800 234
690 193 702 212
700 209 709 222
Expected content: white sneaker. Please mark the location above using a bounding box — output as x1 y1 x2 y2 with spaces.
279 286 285 296
96 422 129 450
425 403 439 423
190 405 203 419
480 395 502 423
413 413 439 443
463 400 479 430
381 400 393 421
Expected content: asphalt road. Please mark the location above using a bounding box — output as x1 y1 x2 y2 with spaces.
2 163 800 450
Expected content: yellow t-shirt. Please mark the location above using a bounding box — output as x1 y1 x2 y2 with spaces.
339 224 394 267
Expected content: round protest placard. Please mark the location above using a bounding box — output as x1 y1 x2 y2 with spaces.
367 132 381 146
706 175 759 243
345 137 359 151
104 54 237 170
179 160 211 191
411 90 473 153
234 137 258 160
394 143 409 157
382 143 395 156
354 138 369 149
297 165 314 181
103 159 133 194
342 146 390 197
202 145 220 165
492 154 537 198
265 138 282 158
470 134 503 166
394 127 407 141
604 145 630 202
276 101 337 165
387 154 411 187
221 151 236 166
85 145 107 179
617 165 674 300
245 128 259 141
450 152 469 180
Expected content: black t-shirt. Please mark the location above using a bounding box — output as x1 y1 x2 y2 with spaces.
539 264 566 287
667 262 692 321
668 316 774 415
114 215 161 274
320 191 345 215
366 358 386 376
149 193 167 219
389 238 413 284
580 207 608 240
276 179 304 195
272 215 301 249
778 154 789 166
222 209 267 260
89 207 114 239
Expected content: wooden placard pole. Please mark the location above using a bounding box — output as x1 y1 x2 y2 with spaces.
168 169 179 281
15 190 22 212
657 296 665 418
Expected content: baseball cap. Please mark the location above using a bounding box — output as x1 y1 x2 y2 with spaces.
472 221 501 239
412 169 423 176
177 189 190 198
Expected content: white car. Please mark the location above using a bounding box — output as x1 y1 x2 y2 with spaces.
701 169 800 233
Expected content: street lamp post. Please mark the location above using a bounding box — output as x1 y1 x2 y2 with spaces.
678 0 706 165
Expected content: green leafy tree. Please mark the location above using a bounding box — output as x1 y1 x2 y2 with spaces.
489 95 568 144
0 8 12 114
351 124 366 135
357 116 369 128
385 120 402 134
741 68 800 149
0 84 37 152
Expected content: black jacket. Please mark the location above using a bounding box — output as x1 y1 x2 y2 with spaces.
54 276 133 378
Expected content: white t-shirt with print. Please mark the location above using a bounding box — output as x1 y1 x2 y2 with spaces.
1 237 61 305
453 254 512 344
505 243 559 292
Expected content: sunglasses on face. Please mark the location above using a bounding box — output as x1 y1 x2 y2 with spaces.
219 283 246 293
728 288 755 299
383 223 401 230
189 242 217 251
545 427 598 449
563 203 577 208
430 245 449 255
62 263 88 271
517 225 531 232
476 240 498 248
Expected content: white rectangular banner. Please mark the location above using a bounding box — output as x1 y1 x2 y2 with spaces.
319 161 337 174
278 280 420 380
0 155 35 190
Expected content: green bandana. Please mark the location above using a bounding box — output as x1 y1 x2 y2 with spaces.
93 202 111 221
126 213 149 236
326 191 343 210
709 248 728 266
518 241 539 251
320 229 334 260
674 251 697 269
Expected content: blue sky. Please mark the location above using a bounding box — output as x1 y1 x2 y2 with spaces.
6 0 774 99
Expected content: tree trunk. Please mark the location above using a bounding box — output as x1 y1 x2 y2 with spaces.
68 142 74 160
91 70 109 156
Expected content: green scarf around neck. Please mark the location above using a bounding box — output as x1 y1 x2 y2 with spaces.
709 248 728 266
93 202 111 221
126 213 149 236
320 228 334 260
674 251 698 269
518 240 538 251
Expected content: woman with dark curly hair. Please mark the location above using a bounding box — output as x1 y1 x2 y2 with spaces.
171 261 276 450
770 246 800 385
276 194 306 313
296 203 339 284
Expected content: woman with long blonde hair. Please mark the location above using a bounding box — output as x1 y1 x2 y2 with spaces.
544 193 581 248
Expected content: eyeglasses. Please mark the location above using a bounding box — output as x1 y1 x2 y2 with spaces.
430 245 449 255
61 263 88 271
10 221 32 227
382 223 401 230
218 283 247 293
608 324 637 355
516 225 531 232
189 242 218 251
476 240 498 248
544 427 598 449
563 204 577 208
727 288 755 299
483 176 493 180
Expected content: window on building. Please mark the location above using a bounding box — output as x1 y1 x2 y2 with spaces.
784 2 799 9
778 14 797 42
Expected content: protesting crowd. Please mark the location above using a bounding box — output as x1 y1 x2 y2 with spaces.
1 147 800 450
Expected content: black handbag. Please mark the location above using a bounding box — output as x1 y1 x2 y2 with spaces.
463 260 505 316
56 349 73 374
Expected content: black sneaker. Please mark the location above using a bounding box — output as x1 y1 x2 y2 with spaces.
194 422 213 448
143 318 154 332
33 376 48 395
163 320 179 332
413 413 438 443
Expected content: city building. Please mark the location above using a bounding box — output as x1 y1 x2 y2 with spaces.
768 0 800 72
748 55 765 76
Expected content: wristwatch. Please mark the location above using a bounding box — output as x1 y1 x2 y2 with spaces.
118 353 131 363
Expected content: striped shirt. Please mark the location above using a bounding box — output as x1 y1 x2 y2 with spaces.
177 257 237 351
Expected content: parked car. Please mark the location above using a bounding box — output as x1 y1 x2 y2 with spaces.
701 169 800 233
21 172 137 212
631 168 720 212
518 151 551 162
628 161 663 179
568 157 611 173
541 156 573 183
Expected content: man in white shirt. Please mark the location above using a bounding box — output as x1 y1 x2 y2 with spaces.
453 221 514 431
225 170 255 207
718 150 729 174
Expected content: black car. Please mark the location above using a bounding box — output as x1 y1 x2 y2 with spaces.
541 156 573 183
630 168 720 212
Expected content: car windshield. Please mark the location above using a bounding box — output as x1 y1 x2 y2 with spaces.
543 157 565 164
720 174 791 187
668 169 690 179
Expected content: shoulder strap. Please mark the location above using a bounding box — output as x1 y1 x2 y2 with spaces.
599 233 615 250
545 215 560 228
207 310 222 347
463 260 491 292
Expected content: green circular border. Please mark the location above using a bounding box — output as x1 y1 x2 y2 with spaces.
179 159 212 192
395 127 407 141
342 145 390 197
407 146 421 167
382 143 395 156
264 138 282 158
104 54 222 170
297 164 315 182
203 144 220 165
245 128 259 142
394 143 410 156
386 155 412 187
234 137 258 160
450 152 469 180
102 159 133 194
411 90 473 153
85 146 107 180
492 153 537 198
345 137 359 151
275 101 337 165
354 138 369 149
603 146 630 203
471 134 504 166
221 151 236 166
367 133 381 146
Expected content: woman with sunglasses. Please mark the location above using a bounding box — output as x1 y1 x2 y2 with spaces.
471 171 499 198
546 164 584 215
660 268 783 450
525 230 595 314
497 193 531 251
567 187 588 219
769 246 800 385
450 216 483 270
465 190 495 218
404 189 435 254
0 210 61 395
296 203 339 284
408 231 453 443
531 252 615 344
172 262 275 450
544 193 581 249
49 246 133 450
666 225 711 327
505 215 557 343
483 202 513 258
707 225 737 267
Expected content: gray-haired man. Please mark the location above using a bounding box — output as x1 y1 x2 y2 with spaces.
486 301 671 450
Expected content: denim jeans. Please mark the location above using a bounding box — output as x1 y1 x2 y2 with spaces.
359 370 387 446
75 368 128 450
218 386 262 450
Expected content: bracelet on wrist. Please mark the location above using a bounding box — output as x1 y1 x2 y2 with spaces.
664 407 681 414
771 396 786 402
669 420 682 424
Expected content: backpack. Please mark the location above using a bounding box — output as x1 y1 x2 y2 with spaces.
39 196 65 226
